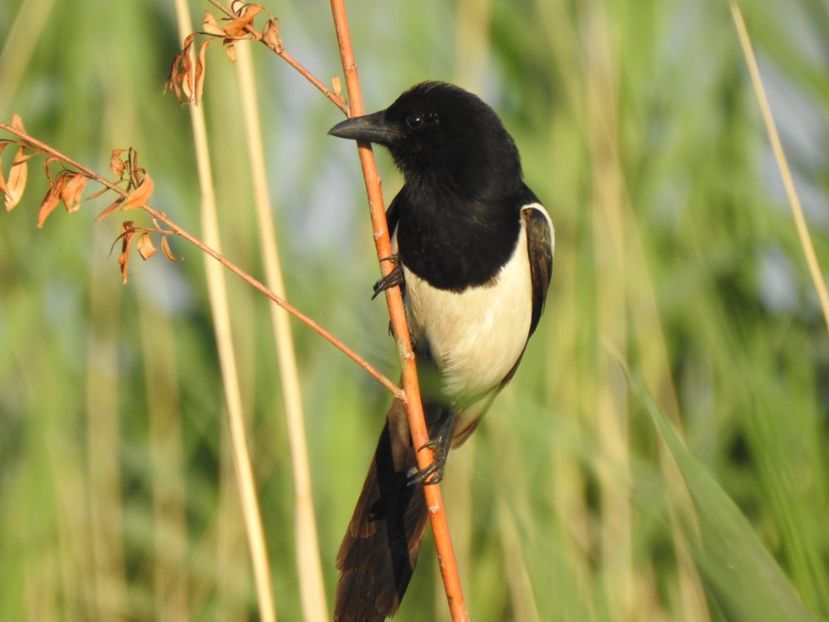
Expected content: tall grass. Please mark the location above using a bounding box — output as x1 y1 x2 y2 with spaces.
1 0 827 620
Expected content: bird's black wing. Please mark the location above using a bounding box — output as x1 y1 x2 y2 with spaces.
386 191 402 238
521 204 554 337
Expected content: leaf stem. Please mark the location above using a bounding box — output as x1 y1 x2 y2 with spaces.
206 0 349 115
0 122 403 400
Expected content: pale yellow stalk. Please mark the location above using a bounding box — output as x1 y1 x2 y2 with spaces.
583 6 632 619
172 2 276 621
731 1 829 333
234 42 328 622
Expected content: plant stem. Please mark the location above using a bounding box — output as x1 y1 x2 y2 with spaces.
171 0 277 618
206 0 349 115
327 1 469 620
235 42 329 621
0 121 404 401
731 1 829 334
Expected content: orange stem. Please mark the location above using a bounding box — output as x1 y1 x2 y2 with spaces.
327 2 470 620
206 0 349 115
0 122 402 400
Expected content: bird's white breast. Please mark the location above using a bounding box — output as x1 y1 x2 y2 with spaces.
403 213 536 405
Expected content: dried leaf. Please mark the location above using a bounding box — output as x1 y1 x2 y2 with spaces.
224 41 237 63
121 173 154 211
331 76 342 97
181 58 194 100
96 196 125 221
194 40 211 105
5 146 28 211
42 156 63 184
117 220 137 285
165 52 184 100
110 149 126 176
10 114 26 133
202 11 226 36
262 17 283 52
36 173 69 228
0 142 9 195
137 232 157 260
161 236 178 261
60 173 88 213
224 4 263 38
169 34 196 102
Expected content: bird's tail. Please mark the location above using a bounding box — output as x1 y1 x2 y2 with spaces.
334 398 449 622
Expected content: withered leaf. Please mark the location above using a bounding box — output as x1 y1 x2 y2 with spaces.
165 53 184 100
224 41 237 63
0 142 9 195
110 149 126 176
202 11 226 36
195 40 211 105
36 173 69 228
10 114 26 133
5 146 29 211
96 196 125 221
42 156 62 184
262 17 283 52
137 232 157 260
181 60 194 101
161 235 178 262
331 76 342 97
176 34 196 101
224 4 263 38
121 173 154 211
61 173 88 213
116 220 137 285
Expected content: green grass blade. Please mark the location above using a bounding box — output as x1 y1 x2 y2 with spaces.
634 376 816 622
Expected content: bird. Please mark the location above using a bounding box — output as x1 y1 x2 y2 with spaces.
328 81 554 621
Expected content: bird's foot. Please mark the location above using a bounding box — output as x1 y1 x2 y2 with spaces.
407 434 451 486
372 256 404 299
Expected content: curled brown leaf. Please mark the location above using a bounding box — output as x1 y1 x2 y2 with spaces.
202 11 226 36
223 4 263 38
262 17 283 53
195 40 212 105
121 173 154 211
137 232 157 260
115 220 137 285
0 142 9 195
5 146 29 211
61 173 88 213
110 149 126 176
96 196 125 222
10 114 26 133
225 41 237 63
161 236 178 262
36 170 71 227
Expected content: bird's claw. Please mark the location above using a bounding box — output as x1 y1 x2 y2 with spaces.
372 260 405 299
407 437 450 486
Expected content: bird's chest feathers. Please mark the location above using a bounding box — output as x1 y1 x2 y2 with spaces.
396 189 520 291
403 223 532 402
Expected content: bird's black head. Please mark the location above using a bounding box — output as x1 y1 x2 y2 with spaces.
329 82 522 198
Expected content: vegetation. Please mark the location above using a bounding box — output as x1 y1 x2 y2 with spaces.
1 0 827 620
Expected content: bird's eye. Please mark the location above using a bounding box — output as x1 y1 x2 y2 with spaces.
406 114 424 130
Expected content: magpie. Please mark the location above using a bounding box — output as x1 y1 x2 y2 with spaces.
328 81 554 621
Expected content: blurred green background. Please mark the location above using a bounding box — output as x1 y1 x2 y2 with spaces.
1 0 828 620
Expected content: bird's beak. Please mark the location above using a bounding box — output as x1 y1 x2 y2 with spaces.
328 110 400 145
